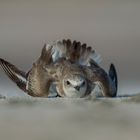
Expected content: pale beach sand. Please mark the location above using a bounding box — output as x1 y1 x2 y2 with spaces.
0 94 140 140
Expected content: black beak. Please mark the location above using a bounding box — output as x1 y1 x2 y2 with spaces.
75 86 80 91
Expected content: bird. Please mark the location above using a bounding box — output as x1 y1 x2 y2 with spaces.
0 39 118 98
45 56 117 98
44 39 117 97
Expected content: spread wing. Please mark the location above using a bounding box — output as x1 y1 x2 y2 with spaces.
86 61 118 97
0 45 56 97
0 58 27 92
46 39 102 66
37 44 53 65
26 44 56 97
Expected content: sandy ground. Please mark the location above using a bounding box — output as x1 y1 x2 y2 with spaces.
0 94 140 140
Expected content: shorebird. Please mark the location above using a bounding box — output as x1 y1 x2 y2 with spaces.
45 39 117 97
0 39 118 98
44 58 117 98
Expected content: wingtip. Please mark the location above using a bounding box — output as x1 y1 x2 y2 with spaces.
109 63 118 97
41 43 47 55
0 57 5 63
0 58 27 92
110 63 115 69
39 43 53 65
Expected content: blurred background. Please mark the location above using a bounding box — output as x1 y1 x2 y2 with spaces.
0 0 140 97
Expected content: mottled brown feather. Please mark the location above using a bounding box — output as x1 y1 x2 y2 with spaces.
0 58 27 92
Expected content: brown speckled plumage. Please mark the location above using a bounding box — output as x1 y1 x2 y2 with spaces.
0 39 118 98
0 44 55 97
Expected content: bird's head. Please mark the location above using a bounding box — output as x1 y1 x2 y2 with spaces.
62 74 87 98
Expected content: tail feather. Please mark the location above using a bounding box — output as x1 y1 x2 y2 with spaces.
109 63 118 97
0 58 27 92
47 39 102 66
65 39 102 65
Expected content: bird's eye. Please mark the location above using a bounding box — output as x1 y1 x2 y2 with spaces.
82 81 86 86
66 81 71 85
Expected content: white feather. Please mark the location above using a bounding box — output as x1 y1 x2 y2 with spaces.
89 50 102 64
91 81 104 97
16 74 27 83
46 40 66 62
